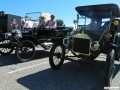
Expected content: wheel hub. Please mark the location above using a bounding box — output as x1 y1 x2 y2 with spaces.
56 53 61 59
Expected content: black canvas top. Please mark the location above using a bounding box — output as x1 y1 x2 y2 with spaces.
75 3 120 18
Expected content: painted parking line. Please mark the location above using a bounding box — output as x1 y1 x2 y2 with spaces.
8 62 48 74
104 86 119 90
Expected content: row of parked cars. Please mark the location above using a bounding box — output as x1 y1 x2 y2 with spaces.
0 3 120 87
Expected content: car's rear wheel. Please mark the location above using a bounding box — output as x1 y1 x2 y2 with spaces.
49 42 65 70
15 40 35 62
0 40 14 55
104 49 115 86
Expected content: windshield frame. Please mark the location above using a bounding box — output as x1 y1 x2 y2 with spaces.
76 11 113 31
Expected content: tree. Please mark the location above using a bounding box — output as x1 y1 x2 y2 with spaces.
56 19 64 26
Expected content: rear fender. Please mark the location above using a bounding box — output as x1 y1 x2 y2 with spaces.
21 36 38 45
52 38 63 44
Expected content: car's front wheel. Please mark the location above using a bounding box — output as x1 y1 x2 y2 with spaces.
49 42 65 70
104 49 115 86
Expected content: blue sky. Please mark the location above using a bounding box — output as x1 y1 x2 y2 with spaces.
0 0 120 26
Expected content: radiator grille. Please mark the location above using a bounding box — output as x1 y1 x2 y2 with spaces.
73 38 91 55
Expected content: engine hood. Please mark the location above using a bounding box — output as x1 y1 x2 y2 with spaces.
74 30 103 41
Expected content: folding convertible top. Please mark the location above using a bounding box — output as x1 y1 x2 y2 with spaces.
75 3 120 18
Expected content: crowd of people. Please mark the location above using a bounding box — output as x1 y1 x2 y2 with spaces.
12 13 118 31
10 14 57 30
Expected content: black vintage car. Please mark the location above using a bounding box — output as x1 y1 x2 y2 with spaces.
0 12 72 62
49 3 120 86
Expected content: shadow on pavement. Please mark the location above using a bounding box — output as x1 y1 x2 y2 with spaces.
17 60 106 90
33 50 49 60
0 50 49 67
0 53 18 67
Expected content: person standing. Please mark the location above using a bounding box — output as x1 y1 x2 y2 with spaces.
21 18 25 29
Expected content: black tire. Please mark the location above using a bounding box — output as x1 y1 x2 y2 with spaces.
49 42 65 70
0 40 14 55
104 49 115 86
15 40 35 62
118 47 120 61
88 53 100 61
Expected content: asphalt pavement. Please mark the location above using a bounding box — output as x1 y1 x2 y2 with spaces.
0 48 120 90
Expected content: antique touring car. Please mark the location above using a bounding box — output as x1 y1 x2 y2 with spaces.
49 4 120 86
0 12 72 62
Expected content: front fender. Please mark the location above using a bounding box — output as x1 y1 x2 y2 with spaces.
114 32 120 46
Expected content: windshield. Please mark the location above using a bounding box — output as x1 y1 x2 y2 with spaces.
24 13 40 28
77 12 111 31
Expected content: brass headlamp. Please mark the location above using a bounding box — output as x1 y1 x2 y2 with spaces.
113 20 119 26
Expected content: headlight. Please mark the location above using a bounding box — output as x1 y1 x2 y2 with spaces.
113 20 119 26
90 41 100 51
63 38 69 46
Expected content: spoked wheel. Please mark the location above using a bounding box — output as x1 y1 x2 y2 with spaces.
49 42 65 70
0 40 14 55
104 49 115 86
15 40 35 62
